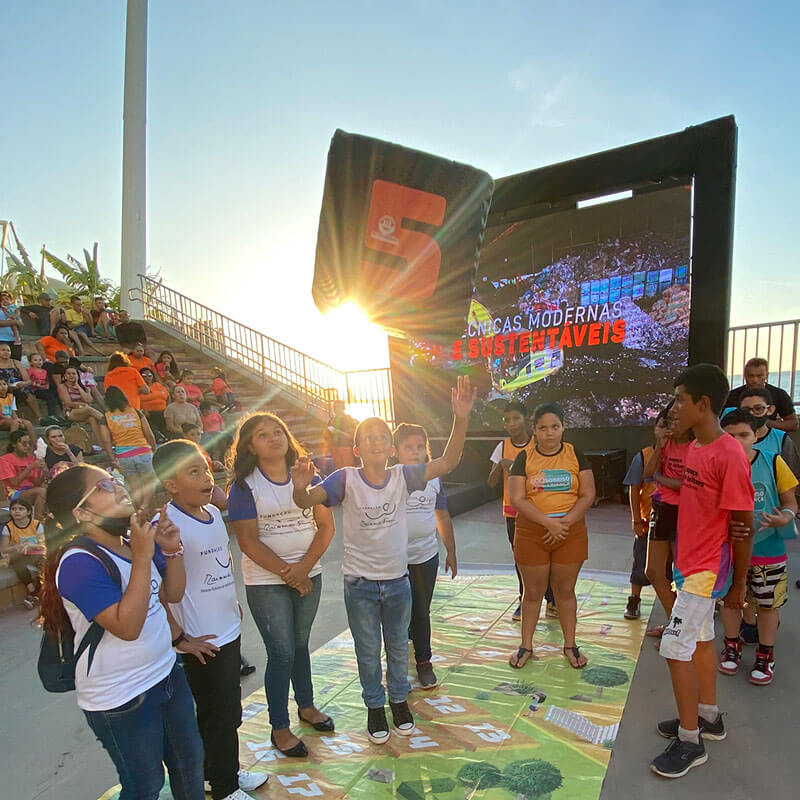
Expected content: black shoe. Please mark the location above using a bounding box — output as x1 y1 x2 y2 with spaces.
657 714 726 741
367 706 390 744
624 595 641 620
650 737 708 778
240 660 256 677
298 710 335 732
270 731 308 757
739 620 758 645
416 662 439 689
389 700 415 736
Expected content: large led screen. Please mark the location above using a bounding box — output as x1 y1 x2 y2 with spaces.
389 184 692 434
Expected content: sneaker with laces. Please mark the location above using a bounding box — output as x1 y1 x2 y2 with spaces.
718 638 742 675
739 620 758 645
221 790 257 800
657 714 726 741
238 770 268 791
650 737 708 778
624 595 641 619
511 604 522 622
389 700 415 735
749 649 775 685
416 662 439 689
367 706 390 744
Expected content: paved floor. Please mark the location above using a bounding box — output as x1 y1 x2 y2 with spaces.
1 499 796 799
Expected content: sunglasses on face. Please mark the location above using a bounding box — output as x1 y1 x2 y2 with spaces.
75 477 126 510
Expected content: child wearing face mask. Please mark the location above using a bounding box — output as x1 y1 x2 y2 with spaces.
737 387 800 479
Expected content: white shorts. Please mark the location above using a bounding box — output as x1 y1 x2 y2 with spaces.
659 590 716 662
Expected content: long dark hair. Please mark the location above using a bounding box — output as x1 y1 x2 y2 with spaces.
228 412 305 489
104 386 131 413
38 466 97 638
158 351 180 378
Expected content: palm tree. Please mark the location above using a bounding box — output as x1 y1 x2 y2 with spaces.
1 222 49 302
41 242 117 302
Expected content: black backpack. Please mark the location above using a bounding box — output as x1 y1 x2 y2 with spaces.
38 536 122 693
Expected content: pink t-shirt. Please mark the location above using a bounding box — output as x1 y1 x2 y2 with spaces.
0 452 43 494
674 433 754 598
657 439 691 505
28 367 48 391
201 411 224 433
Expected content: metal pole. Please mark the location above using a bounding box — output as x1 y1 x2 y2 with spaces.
120 0 148 318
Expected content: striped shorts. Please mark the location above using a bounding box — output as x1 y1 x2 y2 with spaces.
746 560 788 610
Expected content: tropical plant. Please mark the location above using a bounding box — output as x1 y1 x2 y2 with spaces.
1 224 49 302
41 242 117 302
582 665 629 697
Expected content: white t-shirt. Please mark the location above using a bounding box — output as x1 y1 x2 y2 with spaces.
227 468 322 586
164 503 241 647
56 545 175 712
489 441 504 463
406 478 448 565
321 463 427 580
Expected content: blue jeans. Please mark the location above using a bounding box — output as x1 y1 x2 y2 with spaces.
343 574 412 708
408 554 439 664
83 661 205 800
246 574 322 729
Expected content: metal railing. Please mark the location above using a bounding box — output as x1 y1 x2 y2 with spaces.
727 317 800 406
137 275 394 422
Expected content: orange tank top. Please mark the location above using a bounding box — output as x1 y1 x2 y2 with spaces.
104 409 149 449
518 441 585 520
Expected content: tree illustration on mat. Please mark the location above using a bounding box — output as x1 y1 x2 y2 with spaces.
458 758 562 799
582 665 629 697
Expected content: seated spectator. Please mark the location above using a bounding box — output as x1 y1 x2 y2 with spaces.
164 385 201 436
0 497 45 608
0 291 24 359
139 367 169 436
0 378 36 440
180 422 228 511
199 400 224 433
104 352 149 410
78 364 105 408
155 351 180 389
42 424 84 477
0 429 47 518
198 401 231 462
127 341 156 372
211 367 237 411
0 342 45 421
91 297 115 338
21 292 63 337
57 366 103 442
176 369 204 407
115 309 148 350
27 352 60 418
63 297 104 356
36 325 77 363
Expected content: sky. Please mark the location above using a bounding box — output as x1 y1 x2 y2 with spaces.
3 1 799 370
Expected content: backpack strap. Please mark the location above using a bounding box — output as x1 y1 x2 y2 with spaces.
64 536 123 676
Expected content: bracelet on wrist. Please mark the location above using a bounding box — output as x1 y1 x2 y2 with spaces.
780 507 795 518
172 631 186 648
162 545 184 559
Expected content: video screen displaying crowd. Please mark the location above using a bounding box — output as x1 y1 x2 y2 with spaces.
5 286 796 800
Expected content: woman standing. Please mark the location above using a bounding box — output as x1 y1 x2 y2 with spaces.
104 352 149 410
100 386 157 511
38 465 205 799
227 414 335 757
508 403 596 669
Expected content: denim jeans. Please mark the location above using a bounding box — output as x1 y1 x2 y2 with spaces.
83 661 205 800
246 574 322 729
408 554 439 664
343 574 412 708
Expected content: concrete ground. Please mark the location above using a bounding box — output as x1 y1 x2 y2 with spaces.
0 499 796 799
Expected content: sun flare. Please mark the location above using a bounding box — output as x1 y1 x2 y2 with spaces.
321 302 389 371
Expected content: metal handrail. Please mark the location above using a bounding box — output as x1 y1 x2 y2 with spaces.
137 274 394 422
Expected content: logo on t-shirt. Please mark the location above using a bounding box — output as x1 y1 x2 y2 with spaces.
752 481 768 512
360 501 398 528
407 493 434 512
528 470 572 493
200 544 234 591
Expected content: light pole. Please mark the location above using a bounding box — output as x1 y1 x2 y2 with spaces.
120 0 147 317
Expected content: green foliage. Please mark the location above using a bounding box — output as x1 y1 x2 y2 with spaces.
582 665 629 697
457 761 502 789
41 242 116 302
501 758 563 797
1 227 48 302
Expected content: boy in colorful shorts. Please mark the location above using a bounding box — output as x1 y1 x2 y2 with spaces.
651 364 754 779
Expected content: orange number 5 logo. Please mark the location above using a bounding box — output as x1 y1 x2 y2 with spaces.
359 179 446 301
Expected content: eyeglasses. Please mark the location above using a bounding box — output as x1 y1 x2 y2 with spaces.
744 405 768 414
75 478 125 510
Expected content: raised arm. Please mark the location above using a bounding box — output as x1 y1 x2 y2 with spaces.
424 376 476 482
290 457 329 508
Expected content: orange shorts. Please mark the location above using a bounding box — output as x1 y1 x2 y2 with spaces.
513 518 588 567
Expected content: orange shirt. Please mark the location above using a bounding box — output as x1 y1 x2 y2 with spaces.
39 336 75 363
139 381 169 412
128 354 156 372
104 366 146 410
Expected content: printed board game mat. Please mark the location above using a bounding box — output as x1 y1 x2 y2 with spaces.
100 574 654 800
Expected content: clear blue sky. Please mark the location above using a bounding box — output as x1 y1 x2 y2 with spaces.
3 1 799 368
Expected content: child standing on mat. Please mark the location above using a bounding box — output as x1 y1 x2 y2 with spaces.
152 440 267 800
651 364 754 779
719 410 797 685
291 377 475 745
394 422 457 690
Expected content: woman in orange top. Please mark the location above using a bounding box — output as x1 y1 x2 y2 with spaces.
103 352 149 410
36 325 76 363
126 341 156 372
508 402 596 670
138 367 169 436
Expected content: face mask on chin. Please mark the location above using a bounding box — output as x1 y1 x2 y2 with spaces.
84 511 131 538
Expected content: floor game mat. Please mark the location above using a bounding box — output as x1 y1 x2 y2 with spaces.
101 574 653 800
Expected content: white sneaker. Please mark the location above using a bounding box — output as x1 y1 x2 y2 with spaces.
221 789 257 800
238 770 268 791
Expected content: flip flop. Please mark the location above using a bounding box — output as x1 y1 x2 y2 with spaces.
509 647 533 669
563 645 587 669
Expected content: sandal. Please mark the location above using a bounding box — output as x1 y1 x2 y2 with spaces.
509 646 533 669
646 624 665 638
563 645 587 669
